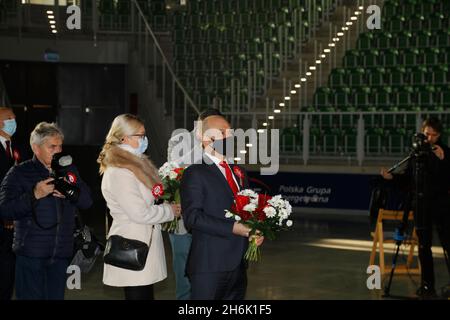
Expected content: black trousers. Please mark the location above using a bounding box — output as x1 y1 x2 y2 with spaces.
189 262 247 300
415 198 450 289
123 284 154 300
0 228 15 300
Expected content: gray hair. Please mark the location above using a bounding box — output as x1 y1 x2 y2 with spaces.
30 122 64 146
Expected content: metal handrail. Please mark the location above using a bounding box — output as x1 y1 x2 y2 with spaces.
131 0 200 117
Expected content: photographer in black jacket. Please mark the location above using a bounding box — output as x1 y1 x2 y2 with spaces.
381 117 450 299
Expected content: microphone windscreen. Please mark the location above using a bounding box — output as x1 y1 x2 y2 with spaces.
58 155 73 167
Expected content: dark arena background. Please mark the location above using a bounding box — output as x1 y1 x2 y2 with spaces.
0 0 449 304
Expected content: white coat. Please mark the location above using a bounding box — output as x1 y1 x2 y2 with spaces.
101 166 174 287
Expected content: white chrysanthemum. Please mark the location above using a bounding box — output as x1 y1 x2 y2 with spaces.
169 170 178 180
158 162 174 178
243 203 257 212
225 211 234 219
286 220 293 227
234 215 241 221
268 195 283 208
263 206 277 218
238 189 258 199
279 209 289 219
284 202 292 215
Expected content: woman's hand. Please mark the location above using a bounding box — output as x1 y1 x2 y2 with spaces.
171 203 182 217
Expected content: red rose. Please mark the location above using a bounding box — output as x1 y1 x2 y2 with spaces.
174 167 184 180
152 183 164 198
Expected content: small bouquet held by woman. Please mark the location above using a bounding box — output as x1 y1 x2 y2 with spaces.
225 189 293 262
152 162 185 232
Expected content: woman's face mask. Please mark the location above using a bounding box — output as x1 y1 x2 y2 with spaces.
120 136 149 156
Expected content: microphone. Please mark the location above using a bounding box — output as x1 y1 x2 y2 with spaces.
58 155 73 167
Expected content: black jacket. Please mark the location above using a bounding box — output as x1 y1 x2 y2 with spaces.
0 140 30 236
181 158 249 275
0 156 92 258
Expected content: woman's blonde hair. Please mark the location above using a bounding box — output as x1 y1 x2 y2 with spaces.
97 114 160 187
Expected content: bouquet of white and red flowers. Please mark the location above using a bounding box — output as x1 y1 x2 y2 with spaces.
152 162 185 233
225 189 293 261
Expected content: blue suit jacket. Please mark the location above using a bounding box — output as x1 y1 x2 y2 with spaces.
180 158 249 275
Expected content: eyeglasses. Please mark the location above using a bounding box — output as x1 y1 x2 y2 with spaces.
129 134 146 138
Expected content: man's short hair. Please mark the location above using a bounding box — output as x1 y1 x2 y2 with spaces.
30 122 64 146
198 108 223 121
422 117 443 134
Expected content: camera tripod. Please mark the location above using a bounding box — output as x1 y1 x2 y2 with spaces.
382 150 425 299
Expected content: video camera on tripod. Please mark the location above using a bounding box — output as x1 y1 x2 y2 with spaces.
411 132 436 157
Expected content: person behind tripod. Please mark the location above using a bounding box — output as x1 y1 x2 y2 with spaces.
381 117 450 299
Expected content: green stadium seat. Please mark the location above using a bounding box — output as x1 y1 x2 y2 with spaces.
409 14 425 31
428 12 445 31
368 67 386 87
375 86 392 106
432 65 448 85
411 66 428 85
382 0 398 19
364 50 380 68
366 127 384 154
415 30 432 48
388 16 405 33
383 48 399 67
329 68 347 88
395 86 414 106
348 68 365 87
417 85 436 107
403 48 419 67
333 87 351 107
388 66 406 86
314 87 332 107
396 31 412 49
354 87 371 107
424 48 440 65
343 50 360 68
357 33 374 50
377 31 393 49
437 29 450 47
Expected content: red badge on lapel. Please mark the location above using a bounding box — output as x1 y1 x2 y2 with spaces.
12 149 21 164
233 166 245 187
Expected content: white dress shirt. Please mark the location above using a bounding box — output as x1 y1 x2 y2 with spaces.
204 151 241 191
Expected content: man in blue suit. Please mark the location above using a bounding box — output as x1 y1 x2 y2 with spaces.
180 115 263 300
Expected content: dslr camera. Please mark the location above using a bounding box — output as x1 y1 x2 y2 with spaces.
50 153 80 201
411 132 434 157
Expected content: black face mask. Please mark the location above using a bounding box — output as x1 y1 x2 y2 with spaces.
212 136 234 157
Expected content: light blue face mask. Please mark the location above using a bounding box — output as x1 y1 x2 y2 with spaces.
137 136 148 154
2 119 16 136
119 136 148 156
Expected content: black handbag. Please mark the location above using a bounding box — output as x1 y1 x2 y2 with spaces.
103 228 152 271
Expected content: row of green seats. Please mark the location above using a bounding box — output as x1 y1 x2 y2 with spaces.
343 47 450 68
382 0 450 19
314 85 450 107
330 65 449 87
357 29 450 49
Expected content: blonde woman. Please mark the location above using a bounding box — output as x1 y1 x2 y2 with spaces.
98 114 181 300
